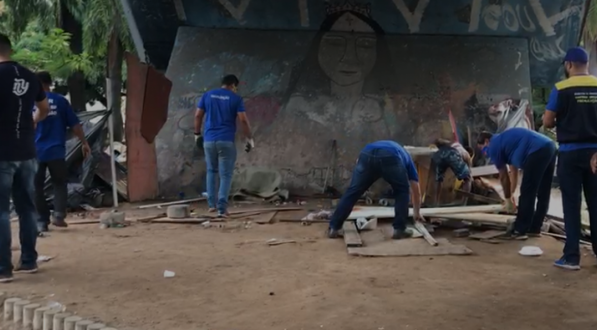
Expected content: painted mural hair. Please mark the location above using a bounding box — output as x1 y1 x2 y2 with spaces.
283 9 395 102
221 74 240 87
0 33 12 54
476 131 493 145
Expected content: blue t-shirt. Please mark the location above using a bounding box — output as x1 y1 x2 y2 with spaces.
362 140 419 182
546 85 597 152
0 61 46 161
34 92 80 162
487 128 553 169
198 88 245 142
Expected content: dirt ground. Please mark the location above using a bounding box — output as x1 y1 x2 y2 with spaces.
3 203 597 330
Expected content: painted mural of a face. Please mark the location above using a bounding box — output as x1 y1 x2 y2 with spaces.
285 5 394 99
318 12 377 87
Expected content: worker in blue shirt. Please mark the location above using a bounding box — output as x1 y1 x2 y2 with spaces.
328 141 424 239
543 47 597 270
194 74 254 218
34 72 91 233
477 128 556 240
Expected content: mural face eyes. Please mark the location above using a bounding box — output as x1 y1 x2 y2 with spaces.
317 13 377 87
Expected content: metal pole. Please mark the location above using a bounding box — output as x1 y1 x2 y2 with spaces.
108 109 119 208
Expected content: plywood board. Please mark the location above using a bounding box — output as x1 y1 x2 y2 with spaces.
347 238 472 257
348 204 503 220
469 230 507 240
342 221 363 247
427 213 514 225
471 165 498 177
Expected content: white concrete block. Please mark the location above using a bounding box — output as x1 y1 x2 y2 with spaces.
13 299 30 323
23 303 41 327
64 316 83 330
33 307 50 330
4 297 21 321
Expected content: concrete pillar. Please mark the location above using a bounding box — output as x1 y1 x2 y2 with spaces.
23 303 41 328
64 316 83 330
43 309 59 330
13 299 30 323
74 320 94 330
33 307 50 330
53 312 71 330
4 297 21 321
87 323 106 330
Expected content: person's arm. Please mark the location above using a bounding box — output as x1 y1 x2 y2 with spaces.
543 87 558 129
499 167 512 199
33 82 49 123
194 108 205 135
592 153 597 174
508 165 518 196
236 99 252 139
65 101 91 157
405 159 424 220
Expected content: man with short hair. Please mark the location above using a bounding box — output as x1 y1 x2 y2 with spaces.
194 74 254 217
327 140 424 239
543 46 597 270
477 128 556 241
0 33 50 282
34 71 91 233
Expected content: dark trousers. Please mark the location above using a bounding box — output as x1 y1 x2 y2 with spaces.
0 159 39 274
34 159 68 224
514 143 557 234
329 148 411 231
557 148 597 263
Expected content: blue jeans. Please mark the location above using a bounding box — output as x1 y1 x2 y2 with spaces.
513 143 556 234
204 141 236 213
557 148 597 263
0 159 39 274
329 148 411 231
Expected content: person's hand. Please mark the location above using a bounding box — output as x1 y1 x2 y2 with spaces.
82 142 91 159
591 153 597 174
245 138 255 153
413 210 426 223
194 134 203 149
503 197 517 213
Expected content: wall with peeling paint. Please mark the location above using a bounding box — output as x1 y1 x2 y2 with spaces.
158 27 532 196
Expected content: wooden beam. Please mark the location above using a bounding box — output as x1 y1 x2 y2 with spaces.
414 222 438 246
342 221 363 247
349 204 503 219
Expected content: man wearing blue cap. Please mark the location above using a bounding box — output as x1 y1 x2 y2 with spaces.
543 46 597 270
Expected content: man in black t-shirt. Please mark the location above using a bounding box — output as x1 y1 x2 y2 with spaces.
0 33 50 283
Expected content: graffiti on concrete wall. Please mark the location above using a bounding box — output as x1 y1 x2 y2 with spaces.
159 3 533 196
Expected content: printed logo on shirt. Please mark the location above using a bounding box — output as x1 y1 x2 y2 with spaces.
210 94 230 100
12 78 29 96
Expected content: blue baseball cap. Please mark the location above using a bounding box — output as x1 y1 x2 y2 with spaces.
563 47 589 64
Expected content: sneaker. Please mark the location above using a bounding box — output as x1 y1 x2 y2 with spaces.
0 273 13 283
502 231 528 240
327 228 342 239
51 217 68 228
14 263 38 274
392 228 413 240
217 212 229 218
554 257 580 270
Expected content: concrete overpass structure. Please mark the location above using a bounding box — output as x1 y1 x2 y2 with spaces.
121 0 589 197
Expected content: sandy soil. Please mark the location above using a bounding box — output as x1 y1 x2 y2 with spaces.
3 205 597 330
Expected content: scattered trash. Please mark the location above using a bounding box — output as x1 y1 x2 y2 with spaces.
163 270 176 278
47 301 65 312
202 221 211 228
518 246 543 257
266 238 297 246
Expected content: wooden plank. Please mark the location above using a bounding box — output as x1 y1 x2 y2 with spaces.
543 232 592 246
138 198 206 209
253 212 277 224
455 190 502 204
427 213 514 226
348 204 503 220
228 207 302 215
347 238 472 257
342 221 363 247
471 165 498 177
414 222 438 246
469 230 507 240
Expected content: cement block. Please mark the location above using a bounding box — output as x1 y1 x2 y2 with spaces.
23 303 41 327
43 309 59 330
453 228 470 237
53 312 71 330
166 205 190 219
13 299 30 323
100 211 126 227
87 323 106 330
33 307 50 330
64 316 83 330
4 297 21 321
74 320 94 330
